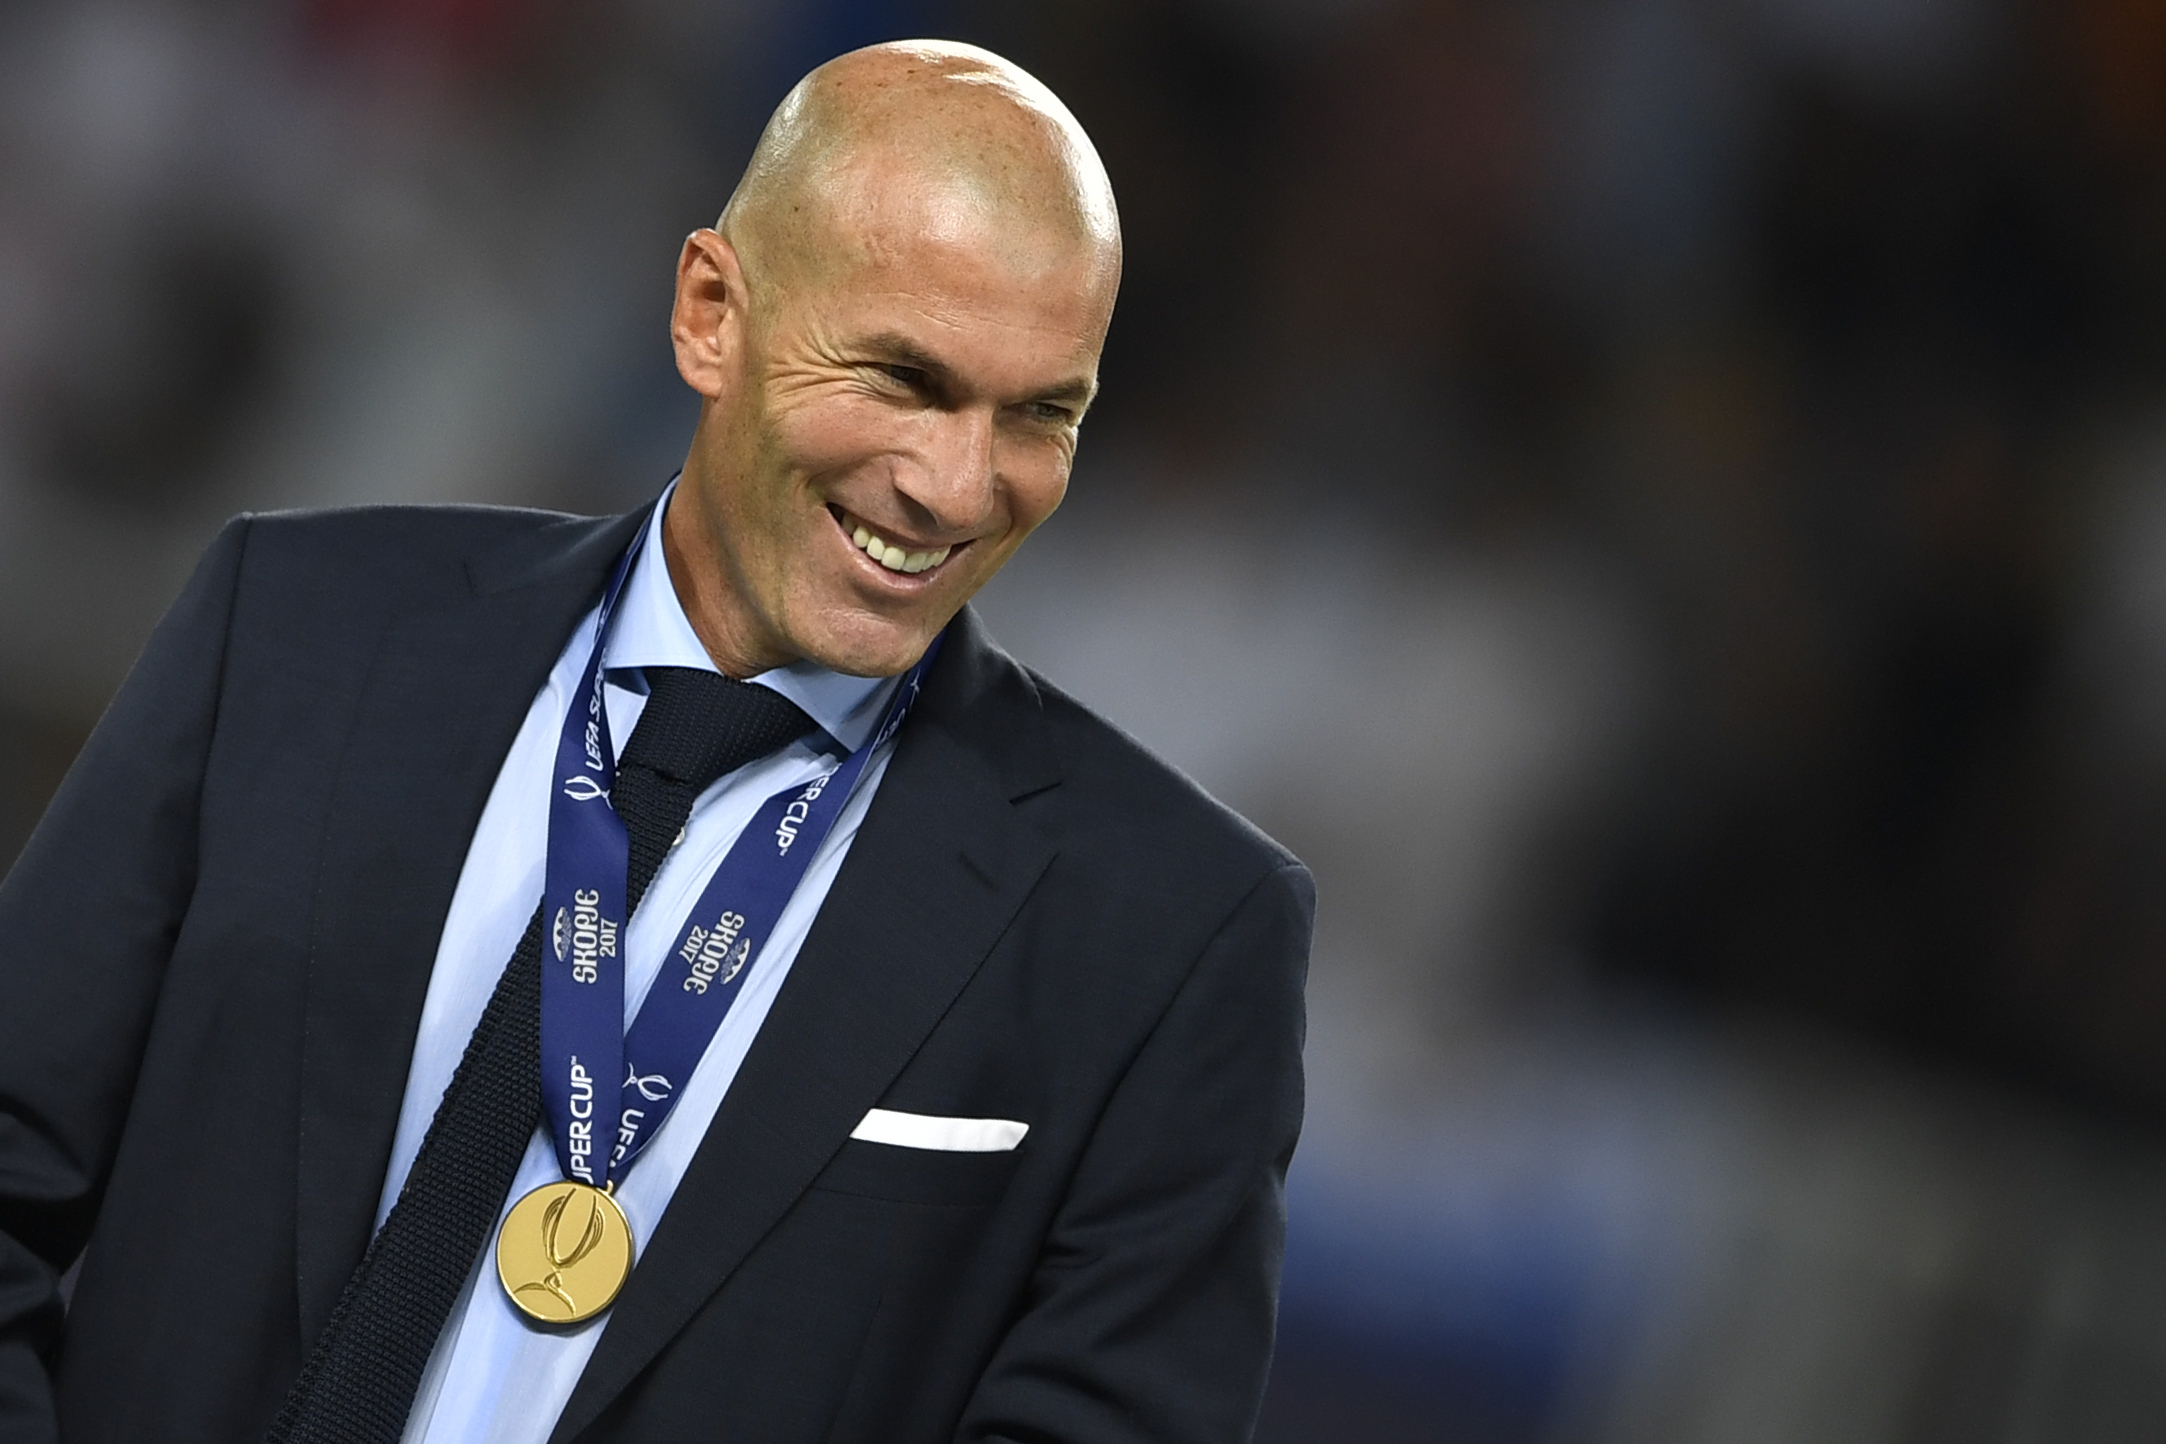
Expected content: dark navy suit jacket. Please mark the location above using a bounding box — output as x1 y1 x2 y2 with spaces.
0 505 1312 1444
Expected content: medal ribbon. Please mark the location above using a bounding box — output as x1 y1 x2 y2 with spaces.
540 525 941 1190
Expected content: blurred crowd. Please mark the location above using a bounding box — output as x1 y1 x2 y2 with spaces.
12 0 2166 1438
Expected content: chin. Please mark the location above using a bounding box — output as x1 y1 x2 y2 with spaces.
795 616 942 679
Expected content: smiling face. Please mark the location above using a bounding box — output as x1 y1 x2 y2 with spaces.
662 45 1121 679
666 203 1114 678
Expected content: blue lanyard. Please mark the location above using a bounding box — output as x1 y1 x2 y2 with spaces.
539 524 941 1189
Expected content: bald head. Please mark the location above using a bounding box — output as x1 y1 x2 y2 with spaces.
719 40 1120 310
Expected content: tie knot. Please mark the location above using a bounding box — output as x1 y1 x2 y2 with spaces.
617 666 817 792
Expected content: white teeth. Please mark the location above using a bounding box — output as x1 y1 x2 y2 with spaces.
842 511 951 575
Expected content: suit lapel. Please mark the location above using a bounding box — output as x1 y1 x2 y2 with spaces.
295 507 646 1340
550 614 1060 1444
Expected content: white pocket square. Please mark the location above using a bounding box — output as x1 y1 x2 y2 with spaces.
849 1108 1029 1153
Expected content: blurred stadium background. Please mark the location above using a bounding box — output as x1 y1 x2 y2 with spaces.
12 0 2166 1438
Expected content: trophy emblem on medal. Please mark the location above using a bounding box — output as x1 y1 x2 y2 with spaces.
495 1180 634 1324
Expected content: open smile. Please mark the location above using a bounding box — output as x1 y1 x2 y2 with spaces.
829 504 962 576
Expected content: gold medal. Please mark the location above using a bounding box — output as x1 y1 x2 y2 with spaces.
495 1180 634 1324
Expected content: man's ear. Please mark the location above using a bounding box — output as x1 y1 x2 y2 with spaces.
671 229 748 399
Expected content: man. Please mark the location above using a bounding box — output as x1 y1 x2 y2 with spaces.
0 40 1311 1444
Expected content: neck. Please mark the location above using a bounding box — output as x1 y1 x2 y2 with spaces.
658 483 789 679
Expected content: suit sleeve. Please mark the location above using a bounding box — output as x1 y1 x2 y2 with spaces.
956 859 1315 1444
0 517 250 1443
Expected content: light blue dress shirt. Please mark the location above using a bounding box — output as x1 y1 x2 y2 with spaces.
374 491 900 1444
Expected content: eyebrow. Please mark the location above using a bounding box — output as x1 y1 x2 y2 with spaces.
860 331 1099 409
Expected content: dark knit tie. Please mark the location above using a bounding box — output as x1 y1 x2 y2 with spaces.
268 667 816 1444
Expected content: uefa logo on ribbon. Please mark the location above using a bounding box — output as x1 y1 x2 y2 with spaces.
562 774 608 803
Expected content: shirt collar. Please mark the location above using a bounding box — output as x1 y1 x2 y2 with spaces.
603 482 898 754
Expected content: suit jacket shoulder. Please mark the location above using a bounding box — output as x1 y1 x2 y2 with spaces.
1028 662 1300 874
920 610 1304 942
234 502 635 616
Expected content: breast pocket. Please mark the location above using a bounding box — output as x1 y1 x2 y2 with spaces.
811 1137 1023 1207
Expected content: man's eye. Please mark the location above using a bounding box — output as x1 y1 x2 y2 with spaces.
877 363 928 389
1025 402 1074 425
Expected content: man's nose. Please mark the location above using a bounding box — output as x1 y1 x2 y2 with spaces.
894 405 997 534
